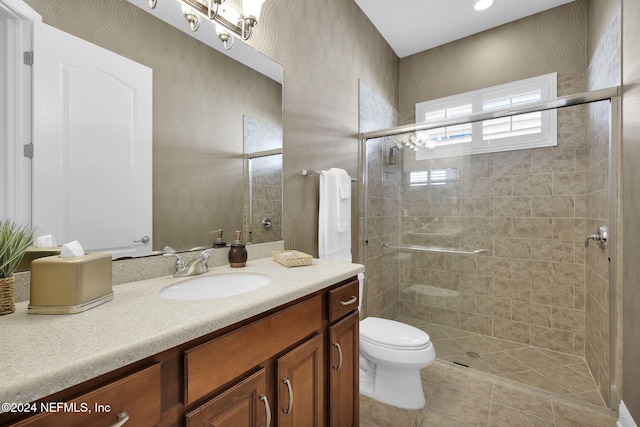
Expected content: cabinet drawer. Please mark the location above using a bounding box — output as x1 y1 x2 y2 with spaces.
328 279 359 323
185 295 323 405
12 364 161 427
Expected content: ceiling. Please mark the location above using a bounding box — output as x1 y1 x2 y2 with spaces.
354 0 576 58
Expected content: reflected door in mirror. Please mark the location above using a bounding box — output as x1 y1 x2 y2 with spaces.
32 21 152 258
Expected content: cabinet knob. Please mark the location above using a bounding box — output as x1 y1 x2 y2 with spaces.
282 378 294 414
134 235 150 244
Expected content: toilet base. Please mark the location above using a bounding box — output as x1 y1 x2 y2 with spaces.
360 363 426 410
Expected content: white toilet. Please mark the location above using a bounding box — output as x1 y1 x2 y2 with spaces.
358 274 436 410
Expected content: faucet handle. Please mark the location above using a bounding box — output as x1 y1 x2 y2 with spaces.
200 248 215 264
163 249 185 270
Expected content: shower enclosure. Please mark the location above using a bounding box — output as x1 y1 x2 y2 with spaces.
360 85 620 410
243 116 283 244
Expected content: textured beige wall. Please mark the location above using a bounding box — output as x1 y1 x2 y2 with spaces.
23 0 399 261
585 0 621 408
23 0 282 252
399 1 587 125
244 0 399 259
622 0 640 419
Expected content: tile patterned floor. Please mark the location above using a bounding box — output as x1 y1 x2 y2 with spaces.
397 317 607 407
360 359 618 427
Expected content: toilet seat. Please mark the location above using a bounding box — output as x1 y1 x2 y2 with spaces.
360 317 431 350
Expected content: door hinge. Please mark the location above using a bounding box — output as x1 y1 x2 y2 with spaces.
23 51 33 66
23 143 33 158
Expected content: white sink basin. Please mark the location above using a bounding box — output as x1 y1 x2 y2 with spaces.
160 273 272 300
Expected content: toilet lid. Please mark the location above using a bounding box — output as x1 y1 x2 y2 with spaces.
360 317 431 350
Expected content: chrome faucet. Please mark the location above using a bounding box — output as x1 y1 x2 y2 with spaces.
164 246 216 278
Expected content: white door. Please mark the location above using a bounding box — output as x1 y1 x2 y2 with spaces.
32 21 152 258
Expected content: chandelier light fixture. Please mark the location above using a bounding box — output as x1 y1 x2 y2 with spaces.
148 0 266 49
216 25 235 50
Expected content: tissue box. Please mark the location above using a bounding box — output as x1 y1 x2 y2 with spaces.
16 246 63 272
28 253 113 314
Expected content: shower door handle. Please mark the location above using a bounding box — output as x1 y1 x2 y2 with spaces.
585 226 608 250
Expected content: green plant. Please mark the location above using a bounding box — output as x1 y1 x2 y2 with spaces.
0 220 36 279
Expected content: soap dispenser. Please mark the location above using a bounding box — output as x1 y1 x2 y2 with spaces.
228 230 247 268
212 228 227 248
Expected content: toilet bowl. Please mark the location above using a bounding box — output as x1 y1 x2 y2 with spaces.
358 274 436 410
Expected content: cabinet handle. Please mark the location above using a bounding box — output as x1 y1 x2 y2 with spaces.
282 378 293 414
260 395 271 427
339 296 358 306
332 342 343 370
111 411 130 427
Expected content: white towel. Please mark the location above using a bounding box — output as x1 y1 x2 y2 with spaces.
318 168 352 262
333 168 352 232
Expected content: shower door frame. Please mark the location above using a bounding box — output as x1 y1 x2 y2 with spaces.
359 86 621 410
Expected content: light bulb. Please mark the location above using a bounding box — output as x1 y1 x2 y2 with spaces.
474 0 493 11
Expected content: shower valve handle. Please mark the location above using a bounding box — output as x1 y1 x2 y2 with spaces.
585 226 608 249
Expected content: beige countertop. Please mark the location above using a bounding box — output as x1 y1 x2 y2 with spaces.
0 257 364 407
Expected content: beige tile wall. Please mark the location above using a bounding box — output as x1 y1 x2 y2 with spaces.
386 1 593 357
394 74 590 357
359 81 399 318
585 1 621 408
243 116 283 244
621 0 640 419
247 154 283 243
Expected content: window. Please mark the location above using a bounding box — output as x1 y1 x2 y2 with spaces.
409 168 460 187
414 73 557 160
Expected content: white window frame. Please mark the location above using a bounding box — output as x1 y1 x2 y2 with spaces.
414 73 557 160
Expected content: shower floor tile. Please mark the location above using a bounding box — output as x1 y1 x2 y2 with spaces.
395 317 607 408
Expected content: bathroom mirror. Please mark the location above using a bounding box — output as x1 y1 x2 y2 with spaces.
19 0 283 256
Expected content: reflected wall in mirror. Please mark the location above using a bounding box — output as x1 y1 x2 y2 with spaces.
243 116 283 243
20 0 283 255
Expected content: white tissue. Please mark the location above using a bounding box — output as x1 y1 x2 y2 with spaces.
34 234 57 248
60 240 85 257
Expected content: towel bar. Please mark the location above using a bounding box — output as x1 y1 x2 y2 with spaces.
302 169 357 182
381 242 488 255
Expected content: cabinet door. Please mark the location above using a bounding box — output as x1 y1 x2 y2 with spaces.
11 364 161 427
185 368 271 427
329 311 359 427
277 333 324 427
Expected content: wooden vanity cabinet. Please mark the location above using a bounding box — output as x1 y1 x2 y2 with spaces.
9 363 162 427
2 275 360 427
277 333 325 426
327 279 360 427
185 368 270 427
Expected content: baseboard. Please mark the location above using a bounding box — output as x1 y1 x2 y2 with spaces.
618 401 638 427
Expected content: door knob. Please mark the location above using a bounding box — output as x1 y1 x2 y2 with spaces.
134 235 150 244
